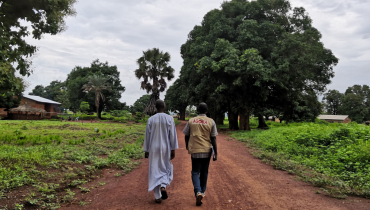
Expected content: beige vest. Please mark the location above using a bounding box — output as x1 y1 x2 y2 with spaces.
188 115 213 154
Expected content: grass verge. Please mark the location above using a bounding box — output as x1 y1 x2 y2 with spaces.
0 120 145 210
230 121 370 199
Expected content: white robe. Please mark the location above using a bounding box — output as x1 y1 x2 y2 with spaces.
143 113 179 192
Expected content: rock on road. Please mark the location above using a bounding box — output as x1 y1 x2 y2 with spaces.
64 121 370 210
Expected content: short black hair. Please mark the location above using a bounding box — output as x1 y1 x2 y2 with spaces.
198 103 208 114
155 99 165 110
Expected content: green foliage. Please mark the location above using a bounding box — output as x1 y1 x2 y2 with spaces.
175 0 338 129
340 85 370 123
232 122 370 197
323 85 370 123
66 59 126 114
164 79 188 120
80 101 90 114
135 48 175 115
0 63 24 109
130 94 151 113
323 90 344 115
0 120 145 209
0 0 77 76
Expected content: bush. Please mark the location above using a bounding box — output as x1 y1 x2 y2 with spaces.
232 122 370 197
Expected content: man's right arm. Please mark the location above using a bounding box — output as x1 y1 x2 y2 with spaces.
185 135 190 150
211 136 217 161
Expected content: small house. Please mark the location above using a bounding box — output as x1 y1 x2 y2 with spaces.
318 115 351 124
1 95 61 119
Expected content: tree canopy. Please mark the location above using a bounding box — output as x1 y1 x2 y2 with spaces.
82 75 112 118
0 0 76 109
65 59 126 114
135 48 175 115
130 94 151 114
172 0 338 129
164 79 188 120
0 0 77 76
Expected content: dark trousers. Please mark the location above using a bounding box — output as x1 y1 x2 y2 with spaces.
191 156 211 197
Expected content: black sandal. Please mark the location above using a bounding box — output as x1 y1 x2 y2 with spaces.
161 187 168 200
155 198 162 203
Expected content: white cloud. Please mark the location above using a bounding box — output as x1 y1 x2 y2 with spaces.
25 0 370 105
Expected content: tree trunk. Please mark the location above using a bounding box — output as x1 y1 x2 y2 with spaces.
145 94 157 116
228 112 239 130
239 110 251 131
180 106 186 120
215 112 225 125
258 114 269 129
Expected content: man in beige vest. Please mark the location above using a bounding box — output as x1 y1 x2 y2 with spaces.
182 103 218 206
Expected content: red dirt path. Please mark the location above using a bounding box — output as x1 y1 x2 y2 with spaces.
62 121 370 210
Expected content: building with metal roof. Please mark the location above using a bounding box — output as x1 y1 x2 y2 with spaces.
0 95 61 119
23 95 61 105
318 115 351 123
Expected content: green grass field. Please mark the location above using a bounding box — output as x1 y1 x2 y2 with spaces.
231 120 370 198
0 120 146 209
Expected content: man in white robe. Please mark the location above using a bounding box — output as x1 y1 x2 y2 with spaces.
143 100 179 203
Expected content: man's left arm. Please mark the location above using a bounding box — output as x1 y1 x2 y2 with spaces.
210 120 218 161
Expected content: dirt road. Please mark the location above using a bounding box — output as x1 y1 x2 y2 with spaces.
64 121 370 209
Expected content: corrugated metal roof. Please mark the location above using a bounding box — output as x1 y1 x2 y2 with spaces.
318 115 349 121
23 95 61 105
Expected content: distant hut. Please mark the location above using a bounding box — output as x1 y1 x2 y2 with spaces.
8 103 47 120
318 115 351 124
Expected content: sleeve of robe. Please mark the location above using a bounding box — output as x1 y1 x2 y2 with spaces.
143 117 151 152
169 118 179 150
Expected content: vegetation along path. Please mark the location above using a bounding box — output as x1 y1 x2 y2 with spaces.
64 121 370 210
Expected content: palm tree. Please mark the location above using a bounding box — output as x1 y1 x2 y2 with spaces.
82 75 111 119
135 48 175 115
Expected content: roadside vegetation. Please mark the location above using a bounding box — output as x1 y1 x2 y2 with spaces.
231 119 370 198
0 120 146 210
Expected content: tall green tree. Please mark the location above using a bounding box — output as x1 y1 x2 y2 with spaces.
55 90 70 110
0 63 24 109
339 85 370 123
164 79 188 120
65 59 126 114
82 75 112 119
177 0 338 130
323 90 344 115
135 48 175 115
0 0 76 108
0 0 77 76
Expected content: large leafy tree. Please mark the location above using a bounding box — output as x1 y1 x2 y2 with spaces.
0 0 76 108
0 0 76 76
164 79 189 120
135 48 175 115
82 75 111 119
66 59 126 114
339 85 370 123
323 90 344 115
177 0 338 130
130 94 151 113
0 63 24 109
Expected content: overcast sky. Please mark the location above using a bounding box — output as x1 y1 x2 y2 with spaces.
25 0 370 105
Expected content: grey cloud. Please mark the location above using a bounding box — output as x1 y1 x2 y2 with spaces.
25 0 370 105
